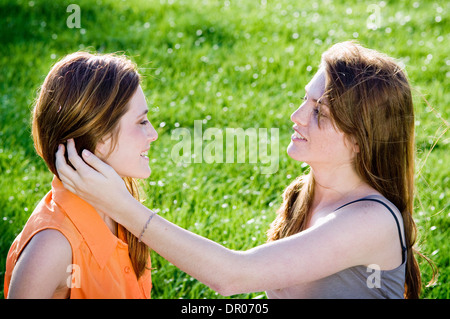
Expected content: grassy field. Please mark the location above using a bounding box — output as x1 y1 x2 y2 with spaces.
0 0 448 299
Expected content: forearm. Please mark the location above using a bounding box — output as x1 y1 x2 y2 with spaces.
116 196 251 295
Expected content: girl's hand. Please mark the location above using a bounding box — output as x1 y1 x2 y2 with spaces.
55 139 133 221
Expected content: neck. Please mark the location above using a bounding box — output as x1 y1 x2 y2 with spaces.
98 211 118 236
309 162 369 209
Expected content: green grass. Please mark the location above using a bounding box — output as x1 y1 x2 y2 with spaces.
0 0 448 299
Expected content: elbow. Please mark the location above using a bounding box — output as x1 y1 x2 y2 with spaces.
213 281 241 297
209 269 249 297
204 250 253 296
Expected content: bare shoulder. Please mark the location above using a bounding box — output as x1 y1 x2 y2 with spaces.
18 229 73 263
333 196 404 235
8 229 72 298
328 196 405 268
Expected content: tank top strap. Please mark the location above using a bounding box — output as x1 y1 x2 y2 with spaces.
334 196 407 264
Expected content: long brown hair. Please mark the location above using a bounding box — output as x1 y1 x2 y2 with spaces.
32 51 149 279
267 41 435 298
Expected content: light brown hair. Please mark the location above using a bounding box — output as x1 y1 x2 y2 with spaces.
267 41 435 298
32 51 149 278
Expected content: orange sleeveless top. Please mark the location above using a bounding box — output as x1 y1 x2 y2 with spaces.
4 177 152 299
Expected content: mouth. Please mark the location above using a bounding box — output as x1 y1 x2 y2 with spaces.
140 148 150 159
292 127 307 141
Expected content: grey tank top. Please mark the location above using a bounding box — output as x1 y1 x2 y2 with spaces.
266 195 407 299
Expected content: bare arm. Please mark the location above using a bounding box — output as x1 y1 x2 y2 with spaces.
55 139 398 296
8 229 72 299
116 198 391 295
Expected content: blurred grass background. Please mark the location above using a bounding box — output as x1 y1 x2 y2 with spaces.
0 0 448 298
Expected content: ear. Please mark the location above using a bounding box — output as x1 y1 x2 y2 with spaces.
351 136 360 153
94 137 110 160
345 135 360 154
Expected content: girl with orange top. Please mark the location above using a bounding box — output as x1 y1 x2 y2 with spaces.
4 52 157 298
54 42 436 299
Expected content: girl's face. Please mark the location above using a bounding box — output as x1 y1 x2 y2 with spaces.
287 68 358 169
95 85 158 179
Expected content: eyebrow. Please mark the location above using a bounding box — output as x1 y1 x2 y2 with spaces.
138 109 149 118
304 87 318 101
304 87 329 106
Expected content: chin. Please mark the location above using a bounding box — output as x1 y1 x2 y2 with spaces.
286 144 303 162
133 171 151 179
139 167 152 179
118 169 151 180
141 170 151 179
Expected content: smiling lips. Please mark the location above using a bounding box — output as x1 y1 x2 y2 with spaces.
292 127 307 141
140 148 150 159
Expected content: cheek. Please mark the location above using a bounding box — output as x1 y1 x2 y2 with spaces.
120 125 142 143
328 135 356 160
315 129 348 154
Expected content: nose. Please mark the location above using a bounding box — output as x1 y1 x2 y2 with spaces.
147 122 158 142
290 102 309 126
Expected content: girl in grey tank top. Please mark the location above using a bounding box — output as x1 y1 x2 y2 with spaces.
266 195 407 299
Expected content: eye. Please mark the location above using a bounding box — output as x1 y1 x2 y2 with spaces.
140 119 149 125
313 106 320 116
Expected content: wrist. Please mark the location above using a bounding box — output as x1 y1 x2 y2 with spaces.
113 194 152 238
